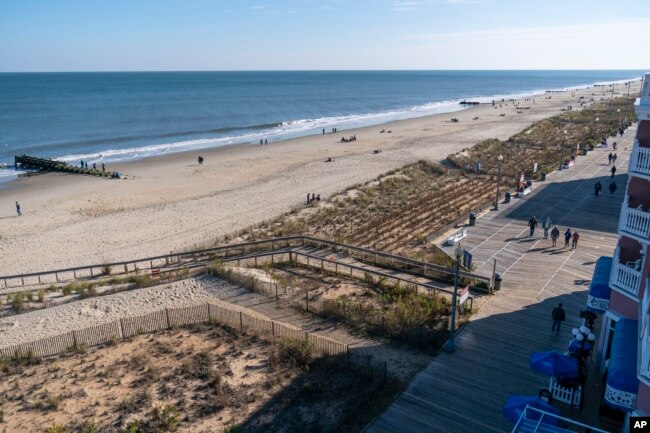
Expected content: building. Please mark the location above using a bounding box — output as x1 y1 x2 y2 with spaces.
588 73 650 431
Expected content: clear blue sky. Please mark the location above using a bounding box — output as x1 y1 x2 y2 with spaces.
1 0 649 71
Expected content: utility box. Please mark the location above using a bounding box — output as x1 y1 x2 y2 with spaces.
469 212 476 226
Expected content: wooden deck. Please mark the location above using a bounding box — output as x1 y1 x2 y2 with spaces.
365 129 635 433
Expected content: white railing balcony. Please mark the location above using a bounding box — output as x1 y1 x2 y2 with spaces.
630 139 650 177
610 260 642 298
620 205 650 240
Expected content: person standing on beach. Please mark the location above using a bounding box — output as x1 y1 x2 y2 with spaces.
528 216 538 237
15 201 21 216
550 226 560 247
551 303 565 336
564 229 572 248
572 231 580 250
542 217 552 239
101 162 105 172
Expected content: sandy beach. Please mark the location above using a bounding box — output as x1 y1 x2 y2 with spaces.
0 81 640 275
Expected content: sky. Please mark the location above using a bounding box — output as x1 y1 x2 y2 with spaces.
1 0 649 72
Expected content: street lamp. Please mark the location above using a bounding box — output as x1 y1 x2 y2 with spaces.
559 130 567 170
494 154 503 210
617 108 621 128
445 244 464 353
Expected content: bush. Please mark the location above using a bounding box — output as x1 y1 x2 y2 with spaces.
274 338 313 371
43 424 68 433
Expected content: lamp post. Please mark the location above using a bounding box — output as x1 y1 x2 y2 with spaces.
494 154 503 210
445 245 463 353
559 130 567 170
617 108 621 129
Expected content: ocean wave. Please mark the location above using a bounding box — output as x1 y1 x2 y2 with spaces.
38 74 647 165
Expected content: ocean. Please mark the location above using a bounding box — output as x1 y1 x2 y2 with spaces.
0 70 644 178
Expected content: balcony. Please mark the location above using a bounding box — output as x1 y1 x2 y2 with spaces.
630 139 650 178
619 198 650 241
610 246 643 298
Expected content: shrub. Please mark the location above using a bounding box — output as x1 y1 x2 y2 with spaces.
274 338 313 371
43 424 68 433
220 426 245 433
11 292 29 312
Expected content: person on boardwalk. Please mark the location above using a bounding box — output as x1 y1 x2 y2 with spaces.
572 231 580 250
564 228 572 248
551 303 566 336
609 181 617 195
612 153 617 164
594 181 602 197
610 165 616 178
542 217 552 239
528 216 538 237
15 201 21 216
608 152 613 165
550 226 560 247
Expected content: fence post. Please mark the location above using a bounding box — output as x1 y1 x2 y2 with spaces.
306 289 309 312
90 268 93 277
251 277 255 292
346 345 351 366
55 273 59 282
119 319 125 339
272 321 275 344
239 311 243 331
38 275 41 284
124 264 128 274
72 330 78 347
73 269 77 279
165 308 171 329
275 283 278 302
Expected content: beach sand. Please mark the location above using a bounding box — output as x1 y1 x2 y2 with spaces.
0 81 640 275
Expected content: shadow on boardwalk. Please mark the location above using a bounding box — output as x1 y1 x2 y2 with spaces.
500 172 627 235
363 289 601 433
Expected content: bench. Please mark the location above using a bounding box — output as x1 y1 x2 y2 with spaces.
446 229 467 246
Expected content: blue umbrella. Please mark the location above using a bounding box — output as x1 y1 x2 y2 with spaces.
502 395 561 424
530 351 579 378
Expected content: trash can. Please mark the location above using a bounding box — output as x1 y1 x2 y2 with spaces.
494 272 502 291
581 148 587 156
468 212 476 226
504 192 511 203
540 172 546 181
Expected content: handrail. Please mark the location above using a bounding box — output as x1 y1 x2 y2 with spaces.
0 235 488 290
511 406 609 433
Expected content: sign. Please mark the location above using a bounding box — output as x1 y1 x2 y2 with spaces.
631 416 650 431
463 250 473 269
459 286 470 305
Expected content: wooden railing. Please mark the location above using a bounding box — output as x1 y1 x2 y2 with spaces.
630 140 650 177
0 235 490 291
620 204 650 240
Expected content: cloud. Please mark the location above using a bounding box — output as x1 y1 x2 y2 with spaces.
250 5 267 10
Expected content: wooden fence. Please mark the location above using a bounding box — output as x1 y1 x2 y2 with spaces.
0 235 489 291
0 302 386 380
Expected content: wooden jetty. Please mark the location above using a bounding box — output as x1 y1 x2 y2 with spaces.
15 155 115 178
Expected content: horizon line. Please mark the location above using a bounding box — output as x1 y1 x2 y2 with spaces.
1 68 648 74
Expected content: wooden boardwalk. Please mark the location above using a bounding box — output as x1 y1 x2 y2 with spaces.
365 129 635 433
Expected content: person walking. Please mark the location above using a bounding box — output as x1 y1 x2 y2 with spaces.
613 153 618 164
550 226 560 247
594 181 602 196
564 228 572 248
542 217 552 239
101 162 106 172
528 216 538 237
610 165 616 178
609 181 617 195
15 201 21 216
572 231 580 250
608 152 613 165
551 303 566 336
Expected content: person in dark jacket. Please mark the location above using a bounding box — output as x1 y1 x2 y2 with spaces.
528 216 538 237
564 228 572 248
551 303 566 336
610 165 616 178
609 181 617 195
594 181 602 196
550 226 560 247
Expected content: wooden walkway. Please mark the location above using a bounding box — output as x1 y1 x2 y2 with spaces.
365 129 635 433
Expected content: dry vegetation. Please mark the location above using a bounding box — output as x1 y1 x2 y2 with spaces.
266 265 466 351
0 324 397 433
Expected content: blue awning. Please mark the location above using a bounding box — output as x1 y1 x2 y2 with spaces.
605 318 639 412
587 256 612 313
